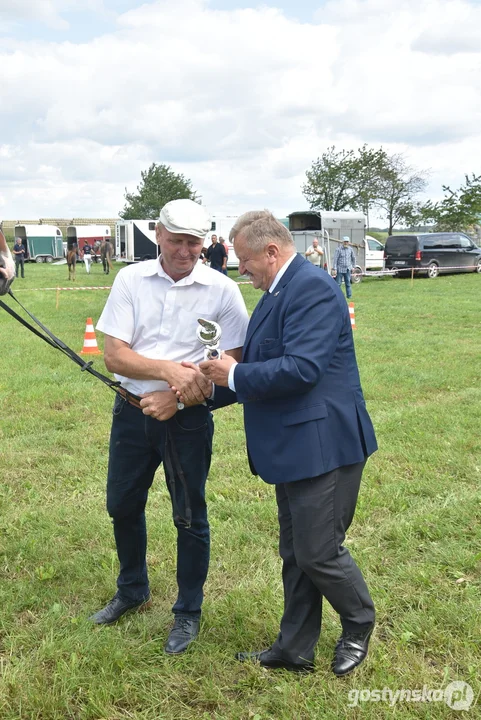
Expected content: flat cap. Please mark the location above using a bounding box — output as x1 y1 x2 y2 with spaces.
158 199 211 239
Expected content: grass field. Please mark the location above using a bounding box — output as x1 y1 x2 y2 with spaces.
1 262 480 719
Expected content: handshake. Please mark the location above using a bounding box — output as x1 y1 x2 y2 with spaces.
138 319 238 422
138 356 237 422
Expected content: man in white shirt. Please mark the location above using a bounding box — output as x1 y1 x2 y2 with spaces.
305 237 324 267
92 199 249 655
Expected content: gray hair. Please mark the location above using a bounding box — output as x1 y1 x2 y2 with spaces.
230 210 294 252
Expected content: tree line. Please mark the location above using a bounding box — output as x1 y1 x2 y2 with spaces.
303 145 481 235
120 154 481 237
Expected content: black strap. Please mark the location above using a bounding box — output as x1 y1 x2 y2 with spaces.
163 419 192 529
0 289 142 407
1 288 193 530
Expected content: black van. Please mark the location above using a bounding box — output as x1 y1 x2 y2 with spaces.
384 233 481 278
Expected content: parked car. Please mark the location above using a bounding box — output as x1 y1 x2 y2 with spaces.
384 233 481 278
365 235 385 270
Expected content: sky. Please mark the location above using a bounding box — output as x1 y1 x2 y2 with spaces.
1 0 480 224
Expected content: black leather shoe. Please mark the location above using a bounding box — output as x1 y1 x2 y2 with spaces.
88 595 151 625
332 625 374 676
164 616 200 654
236 648 314 673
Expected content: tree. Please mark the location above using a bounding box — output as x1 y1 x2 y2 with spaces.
355 145 391 228
374 155 428 235
120 163 200 219
302 146 362 212
302 145 393 226
432 174 481 232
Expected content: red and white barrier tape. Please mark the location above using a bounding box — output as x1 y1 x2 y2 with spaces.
12 286 113 291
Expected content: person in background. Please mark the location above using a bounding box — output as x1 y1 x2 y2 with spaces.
83 243 92 274
0 228 15 294
196 211 376 677
332 237 356 299
92 199 249 656
219 237 229 275
305 237 324 268
13 237 26 279
204 234 227 273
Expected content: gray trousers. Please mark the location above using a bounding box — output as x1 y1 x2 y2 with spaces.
271 461 375 664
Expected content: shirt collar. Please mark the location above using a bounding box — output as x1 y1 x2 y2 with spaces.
268 253 297 294
140 257 217 286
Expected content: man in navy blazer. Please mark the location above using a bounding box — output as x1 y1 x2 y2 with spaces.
199 210 377 675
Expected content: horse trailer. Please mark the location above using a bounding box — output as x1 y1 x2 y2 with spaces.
67 225 111 253
288 211 368 274
14 224 64 263
115 220 158 263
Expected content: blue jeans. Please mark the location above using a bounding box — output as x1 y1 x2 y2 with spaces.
106 396 213 616
336 269 352 298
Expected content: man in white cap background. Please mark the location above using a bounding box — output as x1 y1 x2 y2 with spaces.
332 236 357 299
93 199 249 655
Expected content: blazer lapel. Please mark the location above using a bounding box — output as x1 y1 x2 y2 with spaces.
243 255 306 355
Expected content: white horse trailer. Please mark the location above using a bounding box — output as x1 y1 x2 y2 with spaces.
288 211 367 276
115 220 158 263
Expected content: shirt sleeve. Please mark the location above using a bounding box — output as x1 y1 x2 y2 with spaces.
228 363 237 391
217 281 249 351
96 269 135 343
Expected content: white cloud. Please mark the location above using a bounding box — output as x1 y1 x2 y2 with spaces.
0 0 480 221
0 0 104 30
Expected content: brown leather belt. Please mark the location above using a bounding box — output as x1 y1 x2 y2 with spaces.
116 386 143 409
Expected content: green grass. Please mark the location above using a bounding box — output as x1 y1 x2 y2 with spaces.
1 263 480 719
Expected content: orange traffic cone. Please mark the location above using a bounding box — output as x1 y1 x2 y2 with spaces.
80 317 102 355
349 302 356 330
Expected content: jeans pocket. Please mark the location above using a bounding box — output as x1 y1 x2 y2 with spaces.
113 394 127 416
173 406 209 433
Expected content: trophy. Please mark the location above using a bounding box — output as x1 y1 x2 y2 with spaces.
197 318 222 360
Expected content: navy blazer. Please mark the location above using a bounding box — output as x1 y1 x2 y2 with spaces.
215 254 377 484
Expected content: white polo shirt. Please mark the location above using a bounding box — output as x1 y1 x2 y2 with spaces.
97 258 249 395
